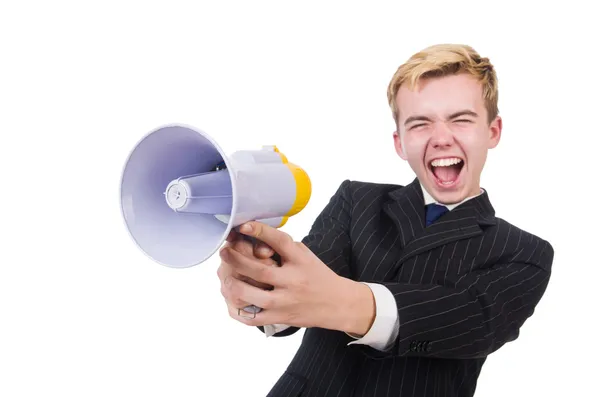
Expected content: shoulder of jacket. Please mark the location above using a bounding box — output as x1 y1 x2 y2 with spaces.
493 217 554 264
341 179 405 194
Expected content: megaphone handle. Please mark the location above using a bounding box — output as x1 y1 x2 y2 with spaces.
239 233 279 317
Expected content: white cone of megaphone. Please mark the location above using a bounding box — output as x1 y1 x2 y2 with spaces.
119 123 311 314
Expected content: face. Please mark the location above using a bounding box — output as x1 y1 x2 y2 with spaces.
393 73 502 204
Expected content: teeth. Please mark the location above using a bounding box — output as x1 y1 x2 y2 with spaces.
430 157 462 167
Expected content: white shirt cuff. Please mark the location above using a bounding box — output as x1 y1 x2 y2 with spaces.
264 324 290 337
346 282 399 351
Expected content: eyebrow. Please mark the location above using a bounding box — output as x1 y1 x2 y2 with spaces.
404 110 479 126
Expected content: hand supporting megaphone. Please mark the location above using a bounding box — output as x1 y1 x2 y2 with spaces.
217 228 280 317
218 221 376 336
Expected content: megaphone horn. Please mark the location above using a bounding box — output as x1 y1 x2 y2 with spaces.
119 123 312 315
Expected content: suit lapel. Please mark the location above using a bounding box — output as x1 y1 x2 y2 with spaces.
382 178 426 249
382 177 497 279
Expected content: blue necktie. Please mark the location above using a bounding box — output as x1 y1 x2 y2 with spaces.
425 203 449 226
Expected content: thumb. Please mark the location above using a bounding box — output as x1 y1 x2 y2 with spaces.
254 242 275 258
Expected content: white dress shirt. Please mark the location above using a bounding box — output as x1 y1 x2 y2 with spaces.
265 183 484 352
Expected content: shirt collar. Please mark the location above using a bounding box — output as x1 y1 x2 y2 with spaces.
420 182 484 211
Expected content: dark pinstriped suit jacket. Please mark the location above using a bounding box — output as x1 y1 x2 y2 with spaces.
259 177 553 397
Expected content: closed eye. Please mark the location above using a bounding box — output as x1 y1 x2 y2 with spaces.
454 119 472 123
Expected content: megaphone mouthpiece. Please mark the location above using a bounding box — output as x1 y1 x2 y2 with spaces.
164 170 233 214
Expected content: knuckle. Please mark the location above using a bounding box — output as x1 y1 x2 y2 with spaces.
220 276 235 296
224 253 240 268
219 247 229 260
227 281 238 296
220 284 229 299
234 298 246 307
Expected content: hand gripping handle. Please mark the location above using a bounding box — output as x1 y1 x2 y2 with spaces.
238 233 281 318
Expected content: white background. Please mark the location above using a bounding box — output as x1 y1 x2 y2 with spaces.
1 1 598 396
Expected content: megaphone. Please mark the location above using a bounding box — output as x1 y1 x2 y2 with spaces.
119 123 312 314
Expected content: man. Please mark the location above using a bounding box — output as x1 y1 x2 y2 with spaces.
217 43 554 397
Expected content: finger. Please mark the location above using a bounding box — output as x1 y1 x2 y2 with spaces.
222 292 251 310
219 240 278 285
229 236 254 257
226 303 265 326
218 259 274 291
238 222 297 259
229 238 279 269
227 230 277 261
220 274 252 308
237 262 276 290
220 274 276 311
240 276 273 290
254 241 275 259
220 247 278 286
219 239 279 290
226 229 239 243
226 300 285 327
228 233 263 256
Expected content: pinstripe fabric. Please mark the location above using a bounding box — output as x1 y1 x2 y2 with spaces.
260 177 553 397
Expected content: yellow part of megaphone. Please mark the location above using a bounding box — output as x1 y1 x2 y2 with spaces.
272 146 311 227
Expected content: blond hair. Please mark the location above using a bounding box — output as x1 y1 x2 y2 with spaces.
387 44 498 127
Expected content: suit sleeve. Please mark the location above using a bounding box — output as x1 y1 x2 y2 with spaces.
258 179 354 337
354 239 553 359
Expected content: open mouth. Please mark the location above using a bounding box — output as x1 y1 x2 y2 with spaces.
427 157 465 188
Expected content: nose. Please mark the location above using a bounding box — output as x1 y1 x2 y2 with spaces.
430 122 454 148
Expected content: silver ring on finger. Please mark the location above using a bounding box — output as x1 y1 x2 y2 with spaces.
238 305 260 319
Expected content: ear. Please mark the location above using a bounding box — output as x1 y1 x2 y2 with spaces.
487 116 502 149
393 131 408 160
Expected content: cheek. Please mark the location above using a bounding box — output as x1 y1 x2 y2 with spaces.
403 134 427 161
459 134 488 164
